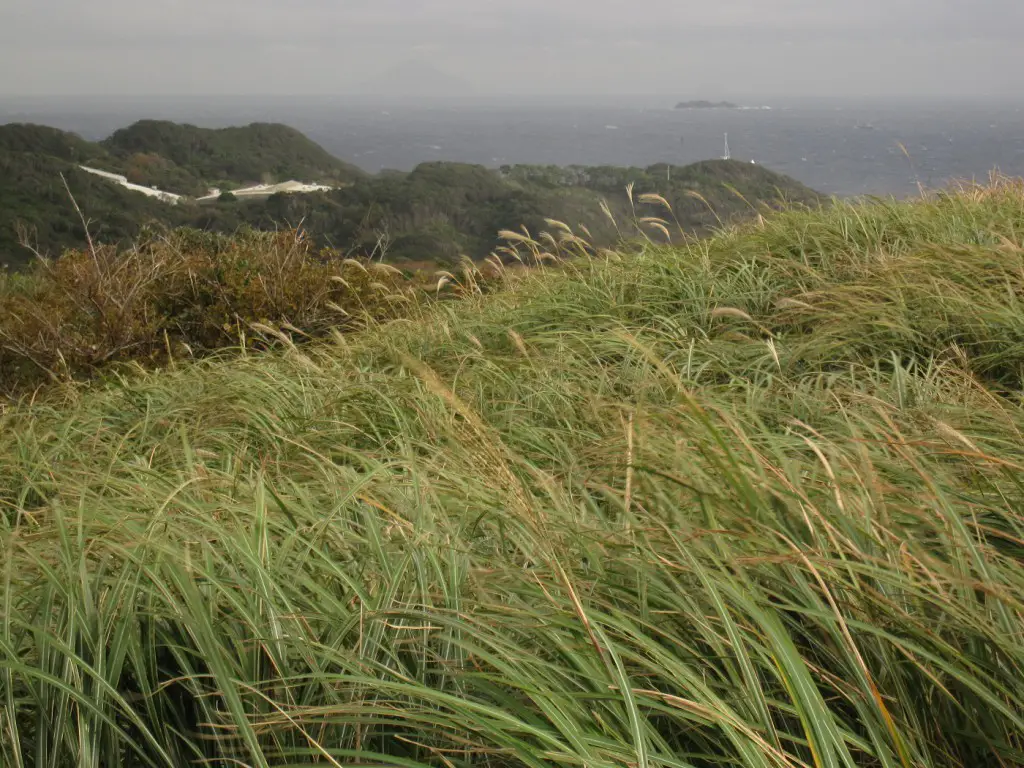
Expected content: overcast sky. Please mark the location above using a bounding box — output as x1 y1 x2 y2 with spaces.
1 0 1022 99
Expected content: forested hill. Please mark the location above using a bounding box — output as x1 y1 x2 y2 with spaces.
0 126 187 266
100 120 367 195
0 120 821 270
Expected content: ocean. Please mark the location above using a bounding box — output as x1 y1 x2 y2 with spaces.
2 96 1023 198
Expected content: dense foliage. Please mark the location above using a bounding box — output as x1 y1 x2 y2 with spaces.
0 121 820 269
235 160 818 262
101 119 368 194
0 151 178 270
1 178 1023 767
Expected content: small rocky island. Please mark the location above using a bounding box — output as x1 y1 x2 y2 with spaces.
675 100 740 110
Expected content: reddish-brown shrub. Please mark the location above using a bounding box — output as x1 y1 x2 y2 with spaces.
0 227 419 397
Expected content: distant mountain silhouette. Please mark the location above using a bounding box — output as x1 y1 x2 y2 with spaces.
348 60 476 98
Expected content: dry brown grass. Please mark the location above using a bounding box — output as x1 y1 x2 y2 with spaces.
0 228 421 397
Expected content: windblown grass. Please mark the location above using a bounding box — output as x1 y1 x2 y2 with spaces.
2 177 1024 767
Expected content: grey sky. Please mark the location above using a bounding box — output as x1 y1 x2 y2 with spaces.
1 0 1021 99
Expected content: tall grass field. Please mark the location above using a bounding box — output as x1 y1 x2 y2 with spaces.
2 179 1024 767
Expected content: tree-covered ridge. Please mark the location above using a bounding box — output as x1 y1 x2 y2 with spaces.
100 119 367 194
201 159 819 261
0 138 184 268
0 123 107 162
0 120 821 269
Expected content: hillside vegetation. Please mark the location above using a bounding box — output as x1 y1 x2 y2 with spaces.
0 120 819 269
0 227 424 396
0 120 367 267
0 158 817 397
0 127 177 265
242 159 816 262
100 119 368 194
2 178 1024 767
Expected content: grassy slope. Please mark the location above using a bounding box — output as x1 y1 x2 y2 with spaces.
2 181 1024 767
